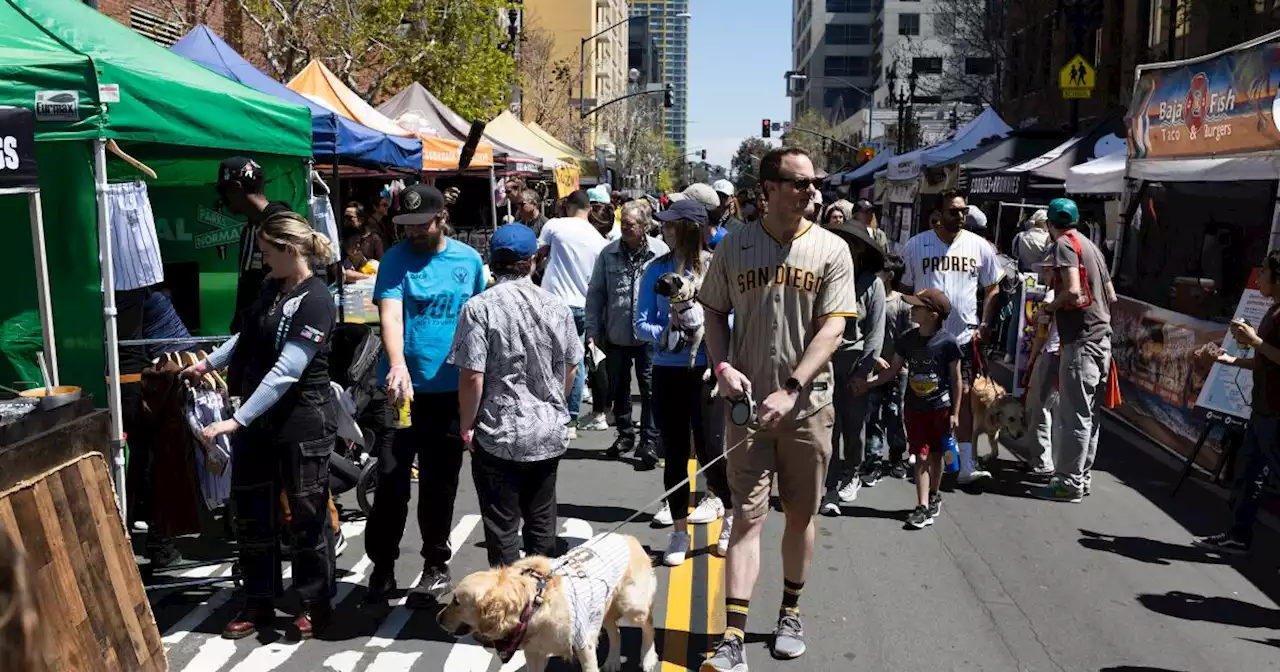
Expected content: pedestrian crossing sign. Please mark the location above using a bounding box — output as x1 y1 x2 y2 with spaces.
1059 54 1095 99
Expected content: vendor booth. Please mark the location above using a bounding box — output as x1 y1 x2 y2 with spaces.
487 111 585 183
1066 148 1126 195
526 120 601 182
1111 30 1280 471
377 81 538 172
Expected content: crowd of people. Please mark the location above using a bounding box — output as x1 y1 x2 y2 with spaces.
161 145 1280 672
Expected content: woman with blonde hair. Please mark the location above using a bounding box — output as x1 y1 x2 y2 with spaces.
182 212 340 642
635 200 733 565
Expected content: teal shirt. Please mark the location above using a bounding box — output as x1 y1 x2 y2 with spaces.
375 239 486 393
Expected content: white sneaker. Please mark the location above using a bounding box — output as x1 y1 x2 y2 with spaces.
581 412 609 431
837 478 861 504
957 468 993 485
716 513 734 556
334 530 348 558
663 531 690 566
583 390 594 405
652 502 673 527
688 495 725 524
567 426 579 441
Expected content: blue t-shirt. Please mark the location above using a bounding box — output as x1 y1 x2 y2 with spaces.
375 239 487 392
898 327 962 411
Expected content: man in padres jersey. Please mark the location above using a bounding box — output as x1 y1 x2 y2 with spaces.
900 189 1005 486
699 147 857 671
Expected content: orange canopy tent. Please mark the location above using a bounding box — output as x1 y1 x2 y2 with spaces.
287 60 494 171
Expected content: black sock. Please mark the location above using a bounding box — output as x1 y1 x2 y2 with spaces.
780 579 804 616
725 598 749 640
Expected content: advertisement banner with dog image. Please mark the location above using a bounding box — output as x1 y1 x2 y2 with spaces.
1013 277 1049 398
1193 268 1269 426
1128 36 1280 160
1110 296 1231 468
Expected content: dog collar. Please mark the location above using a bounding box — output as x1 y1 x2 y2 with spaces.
494 570 549 663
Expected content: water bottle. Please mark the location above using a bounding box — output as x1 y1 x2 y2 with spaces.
942 433 960 473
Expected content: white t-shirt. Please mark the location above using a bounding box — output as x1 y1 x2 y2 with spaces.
553 534 633 651
539 216 608 308
901 229 1004 344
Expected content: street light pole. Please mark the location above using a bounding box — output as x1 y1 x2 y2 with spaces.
580 11 689 148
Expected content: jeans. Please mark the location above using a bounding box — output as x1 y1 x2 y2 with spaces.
232 403 337 609
827 349 876 490
472 450 560 567
866 370 907 463
1229 413 1280 546
1025 352 1060 472
605 342 658 445
570 307 586 422
365 392 466 572
653 366 731 516
1052 339 1111 493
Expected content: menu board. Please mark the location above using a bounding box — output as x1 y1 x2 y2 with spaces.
1192 268 1269 426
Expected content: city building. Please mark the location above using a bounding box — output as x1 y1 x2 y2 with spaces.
1000 0 1280 129
631 0 690 153
791 0 877 123
95 0 248 51
521 0 629 148
629 15 662 86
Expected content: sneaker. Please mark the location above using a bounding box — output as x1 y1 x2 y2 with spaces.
1032 476 1083 503
408 567 451 605
928 491 942 519
819 492 841 517
581 412 609 431
716 514 734 556
567 425 579 441
701 634 747 672
837 478 861 504
1192 532 1249 556
583 390 593 405
771 612 806 659
334 530 348 558
635 442 660 471
860 463 884 487
663 531 690 567
652 502 674 527
906 505 934 529
957 467 993 485
889 460 908 480
606 435 635 458
363 566 397 605
689 495 725 524
1083 475 1093 496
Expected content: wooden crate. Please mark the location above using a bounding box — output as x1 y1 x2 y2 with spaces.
0 411 165 672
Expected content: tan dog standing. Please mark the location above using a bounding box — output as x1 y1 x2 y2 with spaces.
970 375 1027 466
438 534 659 672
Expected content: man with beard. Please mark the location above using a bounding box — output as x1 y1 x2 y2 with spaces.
899 188 1005 486
364 184 488 604
217 157 295 332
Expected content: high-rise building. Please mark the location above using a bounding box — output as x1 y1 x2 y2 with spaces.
628 16 661 86
523 0 629 147
631 0 689 153
791 0 877 123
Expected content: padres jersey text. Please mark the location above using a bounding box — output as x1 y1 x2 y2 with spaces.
901 229 1004 344
700 220 856 420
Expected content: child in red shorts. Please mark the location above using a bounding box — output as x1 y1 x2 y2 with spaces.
858 288 961 528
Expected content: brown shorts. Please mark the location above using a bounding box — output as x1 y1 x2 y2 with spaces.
726 405 835 521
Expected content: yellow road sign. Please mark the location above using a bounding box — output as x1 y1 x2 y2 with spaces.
1059 54 1096 97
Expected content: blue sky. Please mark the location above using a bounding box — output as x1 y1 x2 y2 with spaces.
687 0 790 171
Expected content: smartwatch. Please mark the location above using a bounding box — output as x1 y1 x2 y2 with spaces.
784 377 802 393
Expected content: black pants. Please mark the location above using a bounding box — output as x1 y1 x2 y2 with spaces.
232 403 337 609
589 358 610 414
606 342 658 445
471 450 560 567
653 366 731 517
365 392 465 571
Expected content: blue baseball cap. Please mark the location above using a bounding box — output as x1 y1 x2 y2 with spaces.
655 199 709 226
491 223 538 257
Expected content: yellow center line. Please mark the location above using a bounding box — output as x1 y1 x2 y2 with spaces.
706 517 725 638
660 459 697 671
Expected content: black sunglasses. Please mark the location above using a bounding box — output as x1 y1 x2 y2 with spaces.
772 176 820 190
944 206 968 216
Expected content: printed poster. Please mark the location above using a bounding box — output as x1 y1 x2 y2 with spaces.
1193 268 1269 426
1012 276 1048 398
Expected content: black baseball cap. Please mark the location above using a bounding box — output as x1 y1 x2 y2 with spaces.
216 157 264 196
655 199 709 226
393 184 446 225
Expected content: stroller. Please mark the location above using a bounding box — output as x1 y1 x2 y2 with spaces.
327 323 385 515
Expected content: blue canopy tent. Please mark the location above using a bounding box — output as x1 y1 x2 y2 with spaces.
171 26 422 171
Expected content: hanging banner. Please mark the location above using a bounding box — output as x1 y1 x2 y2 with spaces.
553 165 580 197
1128 37 1280 159
968 173 1025 197
1192 268 1268 426
0 106 38 191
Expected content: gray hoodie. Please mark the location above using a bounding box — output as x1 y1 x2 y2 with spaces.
838 271 886 376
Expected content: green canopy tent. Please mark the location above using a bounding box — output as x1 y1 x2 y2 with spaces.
0 0 312 515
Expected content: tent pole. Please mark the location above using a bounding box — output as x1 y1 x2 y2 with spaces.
28 190 58 386
94 139 128 518
490 164 498 233
332 157 344 323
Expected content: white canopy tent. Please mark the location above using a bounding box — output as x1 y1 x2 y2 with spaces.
1066 149 1127 194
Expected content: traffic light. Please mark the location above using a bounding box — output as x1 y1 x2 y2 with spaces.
700 150 707 160
762 119 771 138
664 83 674 109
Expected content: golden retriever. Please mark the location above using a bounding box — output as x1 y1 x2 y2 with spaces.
971 375 1027 466
438 534 658 672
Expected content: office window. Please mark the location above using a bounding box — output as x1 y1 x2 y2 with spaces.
964 57 995 75
826 24 871 45
825 55 870 77
824 87 867 110
826 0 872 12
899 13 920 36
912 57 943 74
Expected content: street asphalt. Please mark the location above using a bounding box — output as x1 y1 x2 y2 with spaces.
153 410 1280 672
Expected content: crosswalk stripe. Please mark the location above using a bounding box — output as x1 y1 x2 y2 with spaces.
322 650 362 672
225 640 303 672
440 636 496 672
366 651 422 671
